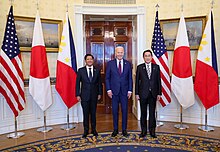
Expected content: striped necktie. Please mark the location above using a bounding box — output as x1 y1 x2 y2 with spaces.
147 64 151 79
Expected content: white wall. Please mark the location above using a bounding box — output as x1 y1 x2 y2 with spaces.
0 86 83 134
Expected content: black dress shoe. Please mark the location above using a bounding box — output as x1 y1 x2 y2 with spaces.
139 131 147 138
150 133 157 138
122 130 128 137
82 131 88 138
91 130 98 136
150 129 157 138
111 130 118 137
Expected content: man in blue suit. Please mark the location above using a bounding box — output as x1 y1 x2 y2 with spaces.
105 46 132 137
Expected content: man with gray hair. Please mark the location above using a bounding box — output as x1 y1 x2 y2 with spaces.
105 46 133 137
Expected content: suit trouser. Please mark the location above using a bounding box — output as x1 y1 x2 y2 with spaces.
140 92 157 133
112 92 128 131
81 99 97 132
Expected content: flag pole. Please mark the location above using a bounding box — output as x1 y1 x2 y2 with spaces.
61 108 76 130
154 3 164 127
198 109 214 132
156 103 164 127
174 105 189 129
7 117 25 138
37 111 53 132
197 0 215 133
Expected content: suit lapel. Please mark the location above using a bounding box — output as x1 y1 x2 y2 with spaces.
83 66 90 82
121 60 127 76
142 64 149 79
150 64 156 79
92 68 97 82
114 59 121 76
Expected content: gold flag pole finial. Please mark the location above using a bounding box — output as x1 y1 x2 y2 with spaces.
9 0 14 6
181 4 184 12
155 4 159 11
66 0 69 12
37 0 39 10
211 0 214 9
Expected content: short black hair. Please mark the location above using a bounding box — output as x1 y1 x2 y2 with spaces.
143 50 153 57
84 54 94 60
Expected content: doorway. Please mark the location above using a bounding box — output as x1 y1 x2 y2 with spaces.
85 15 133 114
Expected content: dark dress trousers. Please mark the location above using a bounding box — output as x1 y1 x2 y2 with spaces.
135 63 161 133
105 59 132 131
76 66 102 132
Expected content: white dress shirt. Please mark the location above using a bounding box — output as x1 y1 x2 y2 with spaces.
86 65 94 77
145 62 152 74
116 59 123 73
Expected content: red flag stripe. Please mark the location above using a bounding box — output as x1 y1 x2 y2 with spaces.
0 86 18 116
159 55 170 75
13 55 24 81
0 6 26 116
1 52 24 86
153 54 171 106
0 71 24 110
0 55 25 102
161 87 171 102
160 72 171 91
11 57 25 101
0 77 21 112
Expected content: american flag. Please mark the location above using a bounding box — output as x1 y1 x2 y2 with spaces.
0 6 25 117
151 11 171 106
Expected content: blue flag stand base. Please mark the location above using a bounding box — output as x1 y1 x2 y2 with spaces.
7 117 25 138
61 108 76 131
37 111 53 133
198 109 214 132
174 106 189 129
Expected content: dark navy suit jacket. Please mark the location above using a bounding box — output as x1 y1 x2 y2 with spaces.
76 66 102 101
135 63 162 99
105 59 132 96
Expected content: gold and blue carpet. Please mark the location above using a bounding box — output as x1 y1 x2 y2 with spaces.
1 131 220 152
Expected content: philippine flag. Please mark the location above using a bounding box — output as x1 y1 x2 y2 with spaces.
194 10 219 110
55 12 78 109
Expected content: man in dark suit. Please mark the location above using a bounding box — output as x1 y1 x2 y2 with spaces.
105 46 132 137
76 54 102 138
135 50 161 138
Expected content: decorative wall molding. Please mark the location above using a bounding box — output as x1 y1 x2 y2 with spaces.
0 86 82 134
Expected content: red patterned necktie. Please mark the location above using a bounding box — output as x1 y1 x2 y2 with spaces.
118 61 122 75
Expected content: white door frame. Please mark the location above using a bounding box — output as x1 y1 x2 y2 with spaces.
73 5 146 119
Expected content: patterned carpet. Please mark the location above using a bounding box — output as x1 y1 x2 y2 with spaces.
1 131 220 152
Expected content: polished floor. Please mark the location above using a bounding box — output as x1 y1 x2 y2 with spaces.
0 113 220 150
